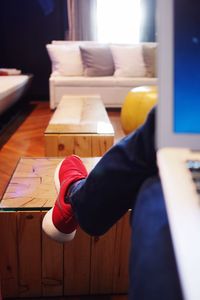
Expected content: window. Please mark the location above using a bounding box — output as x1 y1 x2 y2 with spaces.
96 0 141 43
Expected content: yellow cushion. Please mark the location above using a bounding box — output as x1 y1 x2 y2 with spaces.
121 86 157 134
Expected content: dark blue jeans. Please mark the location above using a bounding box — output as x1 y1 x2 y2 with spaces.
129 177 183 300
68 108 183 299
70 108 157 235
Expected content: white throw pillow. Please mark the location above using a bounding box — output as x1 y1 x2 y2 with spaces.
110 45 146 77
46 44 83 76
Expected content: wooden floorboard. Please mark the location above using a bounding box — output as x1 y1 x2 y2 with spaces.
13 296 128 300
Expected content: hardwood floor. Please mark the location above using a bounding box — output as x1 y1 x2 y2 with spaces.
0 101 124 199
14 296 127 300
0 101 126 300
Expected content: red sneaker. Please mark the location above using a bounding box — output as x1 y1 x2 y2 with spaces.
42 155 88 242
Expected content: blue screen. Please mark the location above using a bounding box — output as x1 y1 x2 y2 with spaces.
174 0 200 133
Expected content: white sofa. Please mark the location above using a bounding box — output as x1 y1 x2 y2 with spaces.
0 75 31 115
47 41 157 109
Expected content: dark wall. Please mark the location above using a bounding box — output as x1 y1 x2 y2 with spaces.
0 0 67 100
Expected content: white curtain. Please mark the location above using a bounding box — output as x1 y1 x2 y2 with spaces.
96 0 141 43
66 0 97 41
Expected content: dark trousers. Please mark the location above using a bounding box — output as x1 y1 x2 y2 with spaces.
69 108 183 299
130 177 183 300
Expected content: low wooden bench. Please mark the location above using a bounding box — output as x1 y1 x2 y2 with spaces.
44 95 114 157
0 157 131 298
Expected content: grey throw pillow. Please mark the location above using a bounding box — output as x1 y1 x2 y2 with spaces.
79 46 114 76
143 44 157 77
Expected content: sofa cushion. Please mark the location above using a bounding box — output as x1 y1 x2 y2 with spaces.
115 77 157 87
50 75 157 87
50 76 117 87
46 44 83 76
0 75 31 115
0 75 30 101
110 44 146 77
79 46 115 76
143 44 157 77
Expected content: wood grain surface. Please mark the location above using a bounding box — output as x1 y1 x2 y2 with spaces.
44 95 114 157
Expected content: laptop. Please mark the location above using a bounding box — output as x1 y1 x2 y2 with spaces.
156 0 200 299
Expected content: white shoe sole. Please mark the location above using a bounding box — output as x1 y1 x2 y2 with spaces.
42 208 76 243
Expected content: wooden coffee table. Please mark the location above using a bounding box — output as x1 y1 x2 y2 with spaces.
0 157 130 298
44 95 114 157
